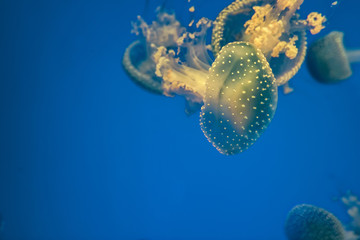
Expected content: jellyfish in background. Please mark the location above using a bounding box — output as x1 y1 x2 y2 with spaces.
122 0 325 155
307 31 360 83
284 193 360 240
285 204 346 240
212 0 326 90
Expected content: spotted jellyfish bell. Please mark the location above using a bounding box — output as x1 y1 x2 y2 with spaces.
211 0 326 88
200 42 278 155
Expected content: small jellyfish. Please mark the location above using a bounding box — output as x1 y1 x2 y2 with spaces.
200 42 277 155
211 0 326 87
285 204 345 240
307 31 360 83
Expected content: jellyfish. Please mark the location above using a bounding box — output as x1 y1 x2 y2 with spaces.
307 31 360 83
284 193 360 240
285 204 346 240
211 0 326 89
123 7 278 154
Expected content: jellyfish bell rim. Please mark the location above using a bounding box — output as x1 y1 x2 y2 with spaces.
122 40 164 94
307 31 352 84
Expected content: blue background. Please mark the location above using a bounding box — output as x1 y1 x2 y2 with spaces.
0 0 359 239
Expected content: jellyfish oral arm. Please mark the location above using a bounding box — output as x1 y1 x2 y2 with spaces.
161 65 208 105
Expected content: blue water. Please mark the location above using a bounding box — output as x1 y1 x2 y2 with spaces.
0 0 359 239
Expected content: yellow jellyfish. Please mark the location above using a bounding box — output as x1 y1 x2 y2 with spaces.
211 0 326 87
123 9 278 155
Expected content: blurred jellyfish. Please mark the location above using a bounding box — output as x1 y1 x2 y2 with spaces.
123 6 278 154
285 204 345 240
285 193 360 240
211 0 326 88
307 31 360 83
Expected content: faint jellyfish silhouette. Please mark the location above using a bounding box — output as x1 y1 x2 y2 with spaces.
285 204 345 240
123 9 278 154
307 31 360 83
211 0 326 89
285 193 360 240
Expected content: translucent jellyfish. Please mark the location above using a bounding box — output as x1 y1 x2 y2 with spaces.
123 9 278 155
285 204 345 240
307 31 360 83
211 0 326 87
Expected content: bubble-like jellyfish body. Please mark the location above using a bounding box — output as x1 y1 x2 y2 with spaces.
200 42 277 155
123 9 278 155
307 31 360 83
211 0 326 87
285 204 345 240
